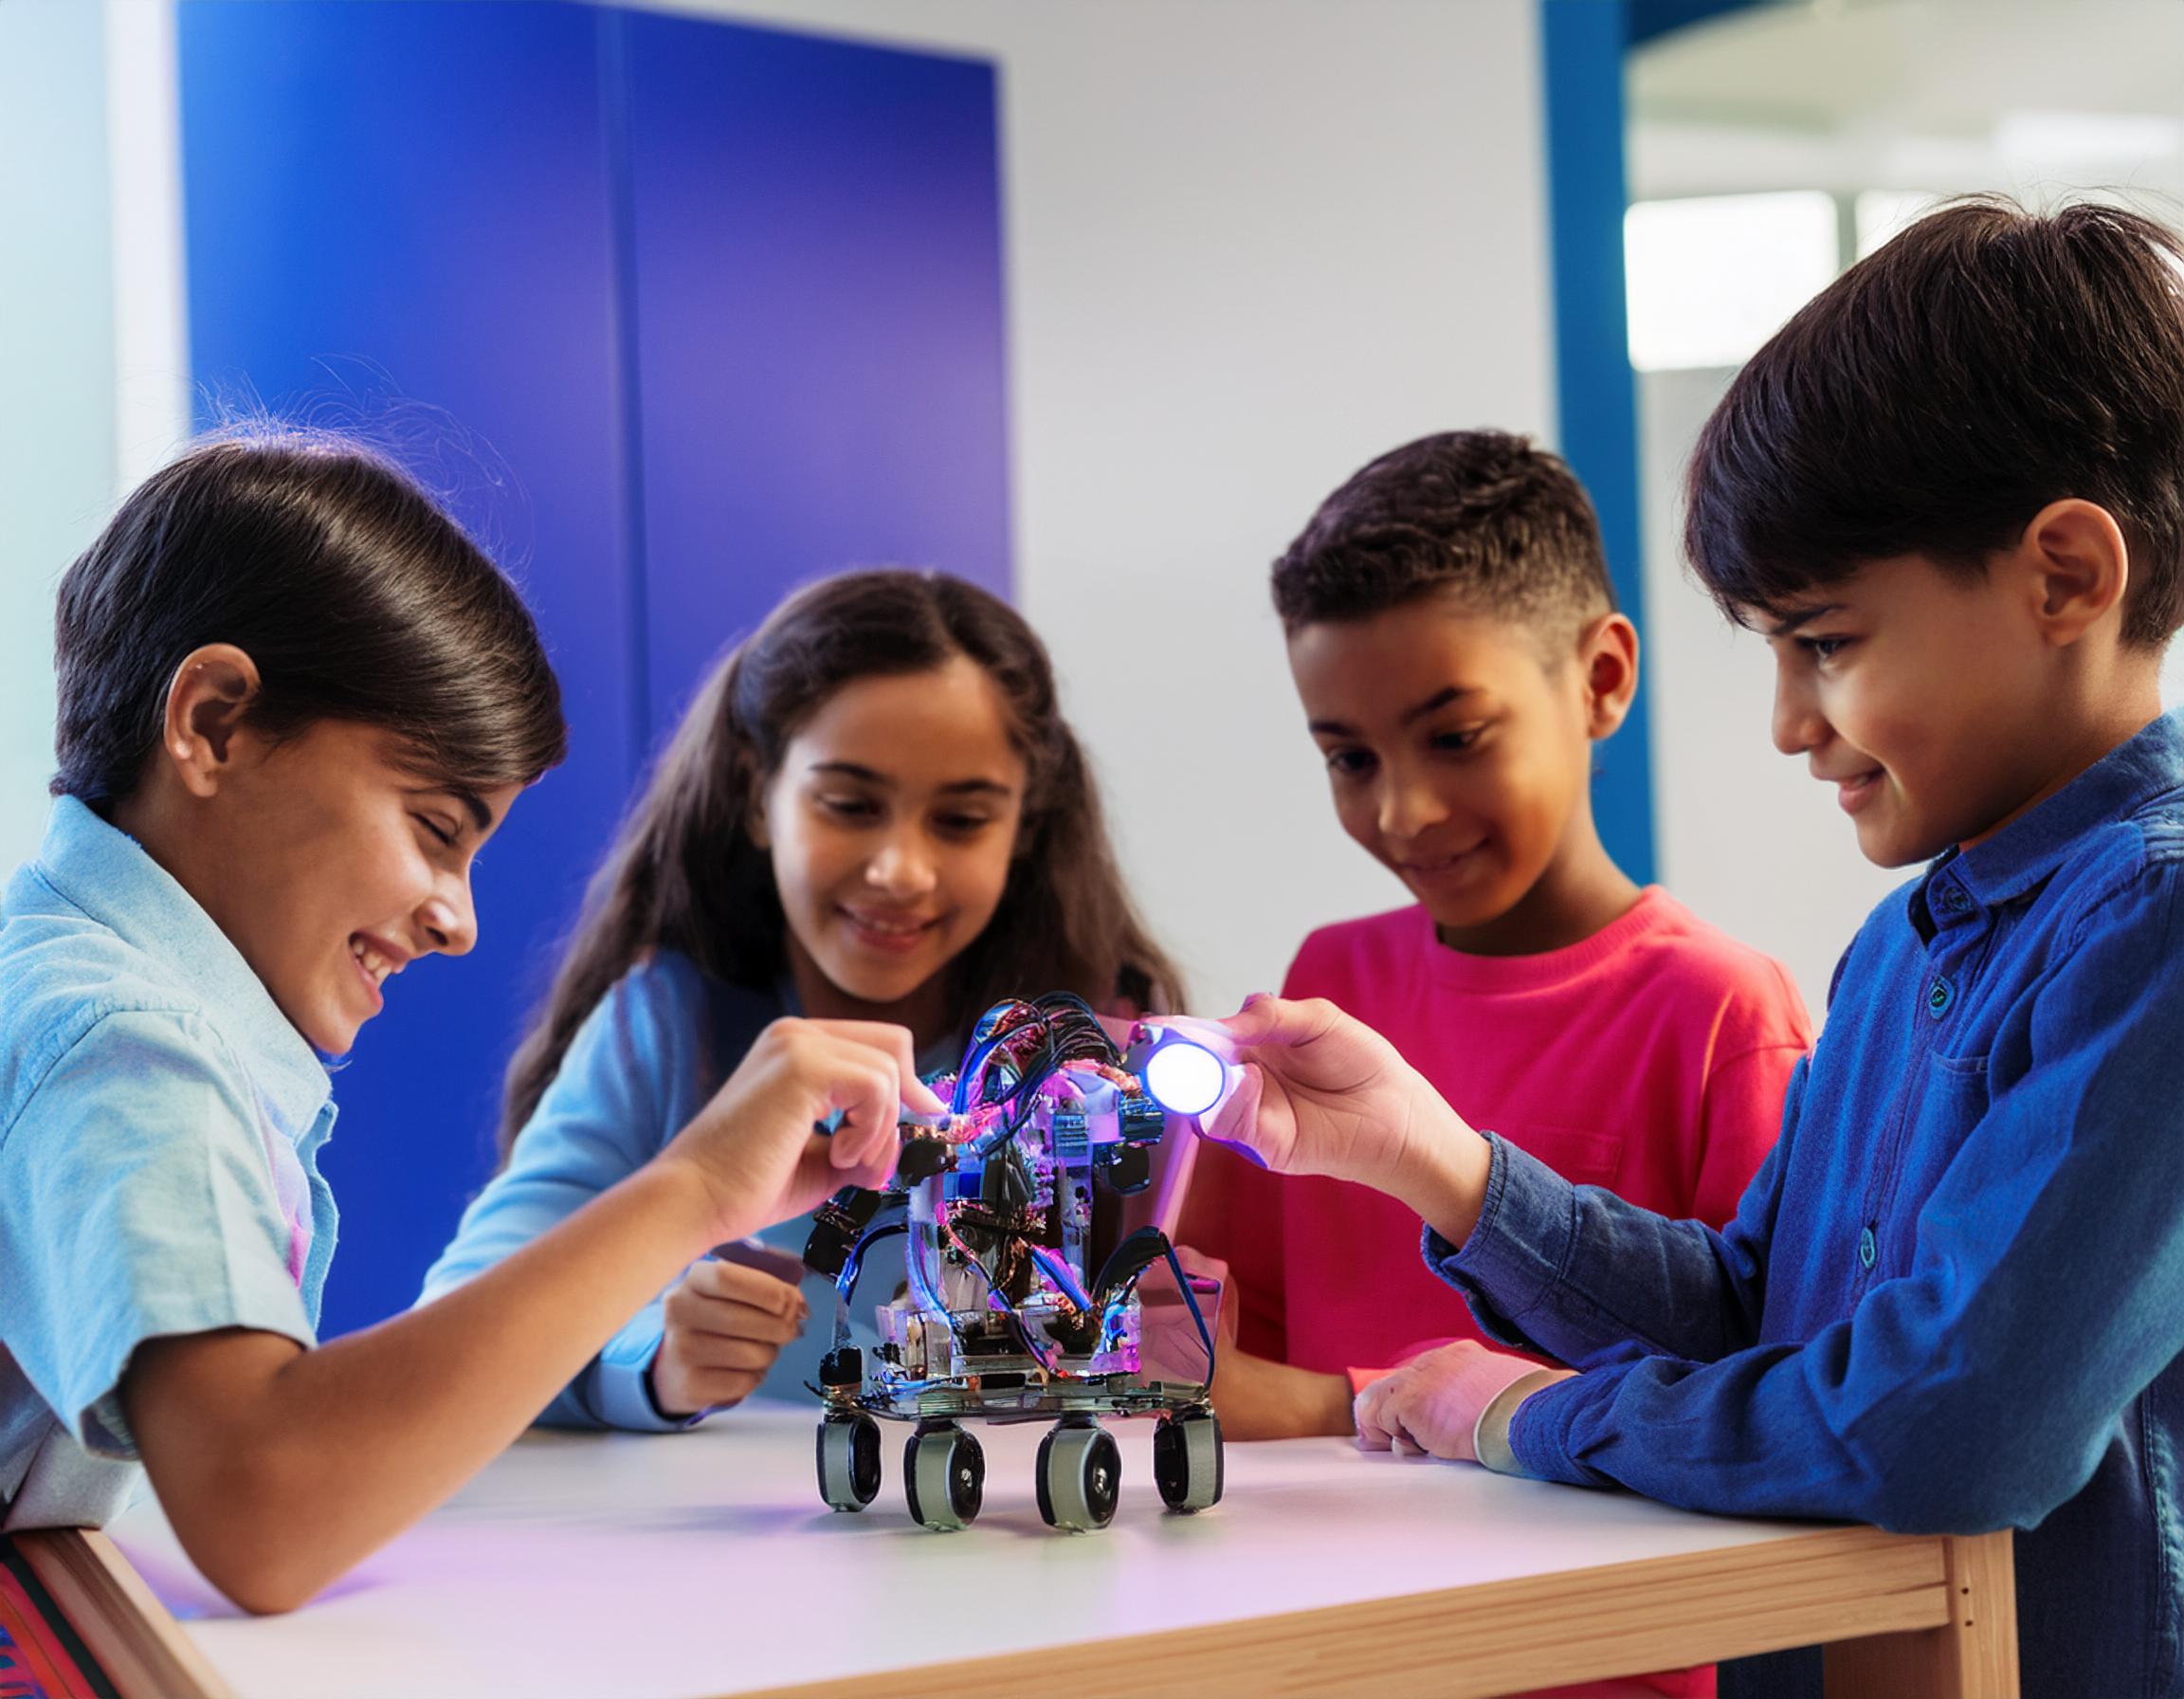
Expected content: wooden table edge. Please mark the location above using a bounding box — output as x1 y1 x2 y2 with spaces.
36 1518 2014 1699
14 1526 234 1699
734 1522 2013 1699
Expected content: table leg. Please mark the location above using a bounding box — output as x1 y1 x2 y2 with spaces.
1822 1530 2016 1697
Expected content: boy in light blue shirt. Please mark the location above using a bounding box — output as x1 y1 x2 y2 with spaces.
0 437 923 1613
0 795 338 1527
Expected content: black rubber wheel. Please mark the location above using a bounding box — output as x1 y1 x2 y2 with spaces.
1036 1418 1121 1531
903 1422 984 1531
816 1411 883 1511
1153 1406 1225 1512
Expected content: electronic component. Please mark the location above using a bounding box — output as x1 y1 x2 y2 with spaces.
805 994 1226 1533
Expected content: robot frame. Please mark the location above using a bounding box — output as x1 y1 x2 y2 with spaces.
802 992 1228 1533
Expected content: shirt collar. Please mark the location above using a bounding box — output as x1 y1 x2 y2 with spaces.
31 796 333 1137
1920 711 2184 923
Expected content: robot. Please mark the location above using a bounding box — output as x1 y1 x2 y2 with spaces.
802 993 1230 1533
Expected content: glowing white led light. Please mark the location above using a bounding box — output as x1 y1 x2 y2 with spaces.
1142 1038 1228 1118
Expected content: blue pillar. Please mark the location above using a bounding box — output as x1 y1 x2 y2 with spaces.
1540 0 1655 884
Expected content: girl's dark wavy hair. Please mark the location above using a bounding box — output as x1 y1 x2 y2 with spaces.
53 430 566 804
1685 196 2184 647
500 568 1182 1152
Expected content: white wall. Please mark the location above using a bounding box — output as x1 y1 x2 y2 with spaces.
0 0 190 874
2 0 1557 1016
644 0 1558 1011
0 1 118 871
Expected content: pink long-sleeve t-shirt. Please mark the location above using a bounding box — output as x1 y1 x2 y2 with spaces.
1185 886 1811 1381
1179 888 1811 1699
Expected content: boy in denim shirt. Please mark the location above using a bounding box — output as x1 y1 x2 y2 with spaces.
1190 199 2184 1694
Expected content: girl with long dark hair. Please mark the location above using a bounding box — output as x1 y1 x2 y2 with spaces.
426 569 1181 1426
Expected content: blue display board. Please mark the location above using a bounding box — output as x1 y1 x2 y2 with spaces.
619 10 1010 728
177 0 1010 1335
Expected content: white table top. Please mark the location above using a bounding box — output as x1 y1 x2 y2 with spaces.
111 1403 1833 1699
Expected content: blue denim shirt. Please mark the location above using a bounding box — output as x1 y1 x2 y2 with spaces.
1432 711 2184 1698
423 953 939 1431
0 799 337 1529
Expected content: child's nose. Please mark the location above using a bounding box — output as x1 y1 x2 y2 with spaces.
1377 774 1449 840
419 882 478 957
1771 671 1826 758
866 834 938 896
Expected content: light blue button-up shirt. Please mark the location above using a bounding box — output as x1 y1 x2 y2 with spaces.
0 798 337 1528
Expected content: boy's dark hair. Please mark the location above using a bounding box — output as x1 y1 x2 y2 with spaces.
1686 197 2184 648
1270 429 1616 642
54 432 567 804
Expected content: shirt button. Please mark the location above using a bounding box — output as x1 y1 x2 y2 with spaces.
1927 976 1955 1017
1858 1227 1877 1269
1937 884 1971 914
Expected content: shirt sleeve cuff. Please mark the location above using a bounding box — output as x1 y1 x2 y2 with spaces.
592 1306 701 1434
1471 1367 1570 1476
1419 1131 1580 1351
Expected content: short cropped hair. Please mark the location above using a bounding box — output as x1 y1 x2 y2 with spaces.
55 431 567 805
1270 430 1616 643
1686 197 2184 647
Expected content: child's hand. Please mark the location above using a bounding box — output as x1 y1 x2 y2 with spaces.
1353 1340 1572 1462
661 1018 945 1242
1176 996 1495 1239
649 1257 810 1418
1137 1244 1237 1386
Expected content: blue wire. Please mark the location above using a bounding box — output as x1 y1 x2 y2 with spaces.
1028 1246 1092 1311
836 1220 908 1305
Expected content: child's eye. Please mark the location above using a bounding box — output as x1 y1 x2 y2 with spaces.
819 795 880 821
1798 635 1851 662
1430 727 1484 754
413 813 456 848
1323 747 1375 778
935 814 993 836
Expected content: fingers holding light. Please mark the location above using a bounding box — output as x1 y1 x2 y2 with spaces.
1130 1023 1244 1120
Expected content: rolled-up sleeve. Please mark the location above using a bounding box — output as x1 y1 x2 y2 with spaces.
0 1011 315 1458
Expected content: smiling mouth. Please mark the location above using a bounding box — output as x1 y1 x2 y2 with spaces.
839 907 942 948
348 934 408 996
1393 844 1486 877
1827 770 1884 813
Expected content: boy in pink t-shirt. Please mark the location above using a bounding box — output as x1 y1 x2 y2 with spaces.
1178 431 1810 1699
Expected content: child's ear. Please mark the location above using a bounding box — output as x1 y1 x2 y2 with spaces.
161 644 262 798
1574 612 1640 740
2017 498 2130 647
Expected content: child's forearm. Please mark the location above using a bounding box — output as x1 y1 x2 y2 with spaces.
125 1160 721 1614
1211 1346 1355 1440
1387 1124 1496 1251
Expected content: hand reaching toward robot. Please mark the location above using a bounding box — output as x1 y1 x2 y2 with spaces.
661 1016 945 1245
1175 996 1498 1247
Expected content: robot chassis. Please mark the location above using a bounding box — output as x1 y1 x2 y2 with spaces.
803 994 1228 1533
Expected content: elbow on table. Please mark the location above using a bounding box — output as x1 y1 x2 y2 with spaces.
179 1525 330 1617
160 1445 349 1617
1850 1410 2083 1535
